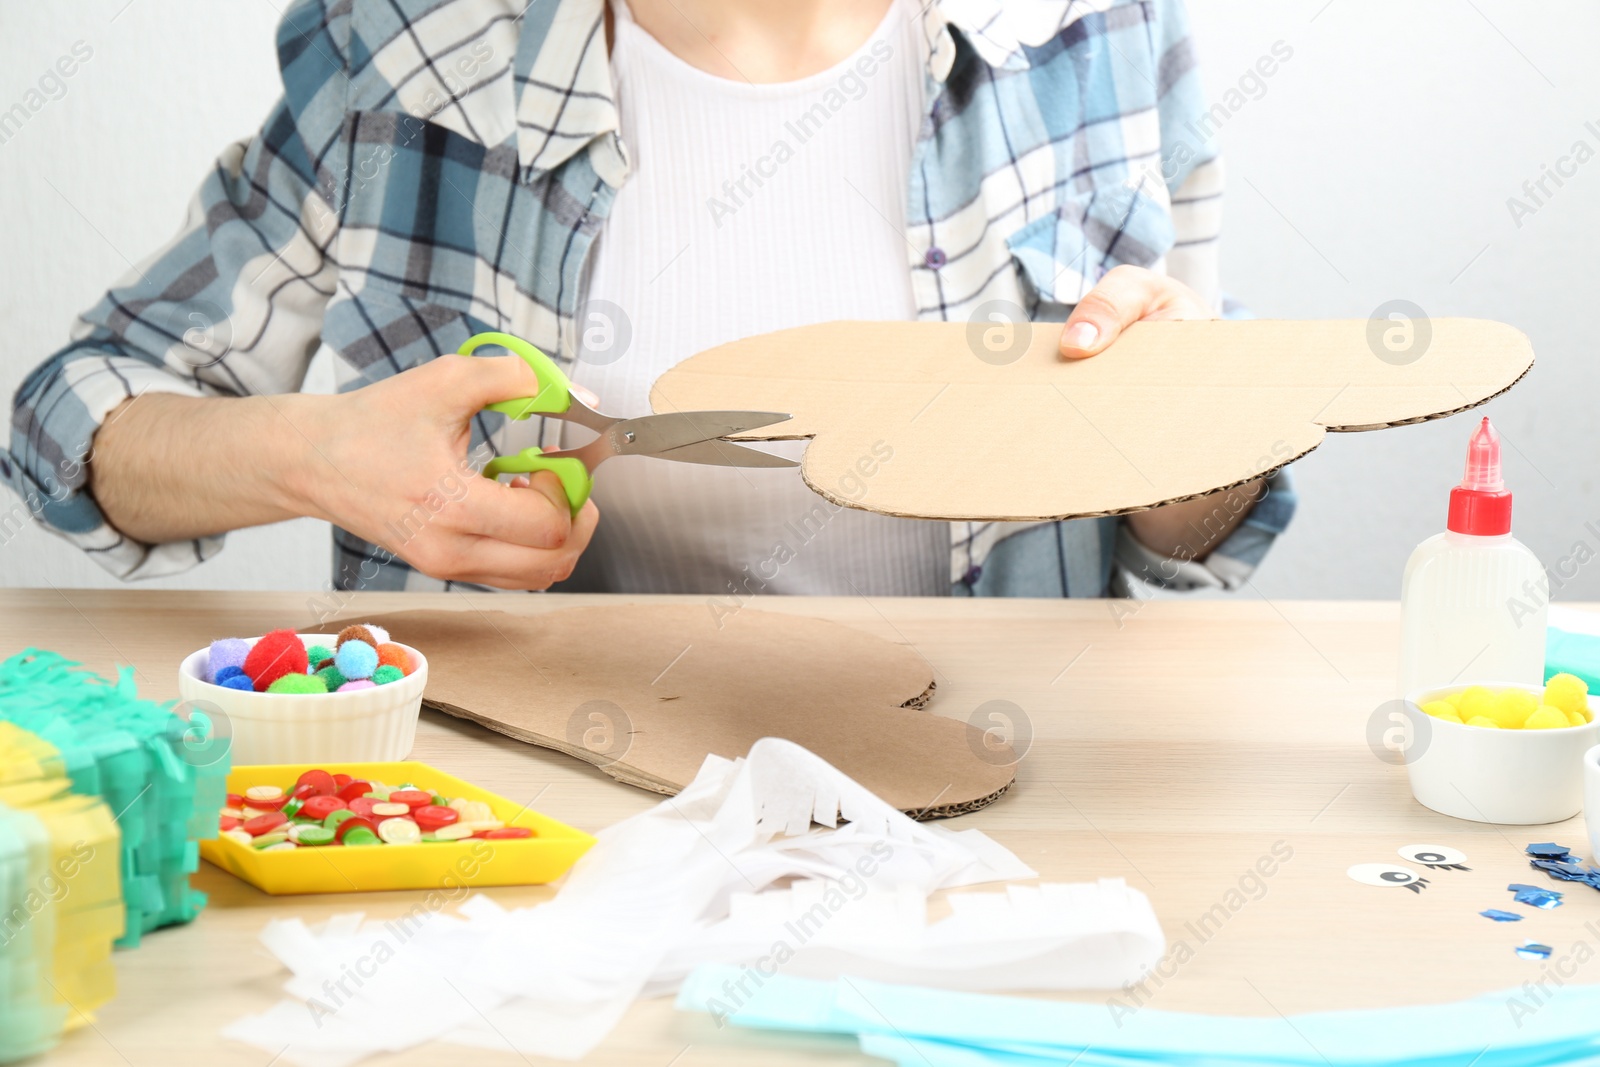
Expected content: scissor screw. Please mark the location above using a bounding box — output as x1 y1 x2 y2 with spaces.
624 431 636 443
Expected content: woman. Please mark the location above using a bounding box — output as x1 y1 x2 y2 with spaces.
3 0 1292 597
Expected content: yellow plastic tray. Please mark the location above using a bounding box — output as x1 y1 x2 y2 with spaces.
199 761 595 895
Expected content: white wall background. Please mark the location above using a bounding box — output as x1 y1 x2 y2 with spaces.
0 0 1595 598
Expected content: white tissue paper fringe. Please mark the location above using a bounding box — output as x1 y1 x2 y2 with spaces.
222 739 1158 1065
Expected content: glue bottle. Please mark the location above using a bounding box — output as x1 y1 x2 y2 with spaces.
1399 417 1546 697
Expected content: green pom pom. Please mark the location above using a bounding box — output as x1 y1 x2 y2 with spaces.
315 665 347 691
371 664 404 685
267 672 328 695
305 644 333 669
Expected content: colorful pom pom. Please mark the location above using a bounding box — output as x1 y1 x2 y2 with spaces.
337 680 376 692
219 674 255 692
315 665 347 691
304 645 333 670
366 624 391 645
1524 706 1570 730
335 640 378 680
375 643 412 675
337 625 376 649
208 638 250 682
244 629 309 692
1545 673 1589 716
1421 700 1462 724
213 665 246 685
1488 688 1538 729
267 673 329 695
371 665 404 685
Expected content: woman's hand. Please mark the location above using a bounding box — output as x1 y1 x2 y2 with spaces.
298 354 598 589
1058 264 1214 359
1054 265 1259 563
93 354 597 590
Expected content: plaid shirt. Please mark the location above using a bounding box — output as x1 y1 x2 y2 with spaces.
3 0 1293 594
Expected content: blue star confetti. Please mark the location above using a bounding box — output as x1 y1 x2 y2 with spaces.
1480 909 1523 922
1524 843 1600 891
1508 883 1564 909
1516 942 1554 961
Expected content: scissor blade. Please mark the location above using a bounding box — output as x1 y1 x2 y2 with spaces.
606 410 792 456
654 438 800 469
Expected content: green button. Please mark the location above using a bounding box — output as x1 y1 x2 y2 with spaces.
297 826 336 847
324 809 356 830
252 832 289 849
343 828 382 847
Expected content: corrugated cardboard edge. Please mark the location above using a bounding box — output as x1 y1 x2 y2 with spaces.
422 681 1003 821
653 318 1535 523
777 358 1535 523
335 604 1004 821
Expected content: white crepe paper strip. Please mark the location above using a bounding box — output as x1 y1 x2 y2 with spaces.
223 739 1044 1065
649 878 1164 996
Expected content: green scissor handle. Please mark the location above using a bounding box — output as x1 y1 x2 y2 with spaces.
460 331 572 419
462 331 593 516
481 447 593 517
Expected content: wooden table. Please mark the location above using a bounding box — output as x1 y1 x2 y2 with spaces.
16 589 1594 1066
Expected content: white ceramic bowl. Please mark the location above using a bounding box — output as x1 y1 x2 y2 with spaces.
1584 746 1600 860
1402 681 1599 824
176 634 427 764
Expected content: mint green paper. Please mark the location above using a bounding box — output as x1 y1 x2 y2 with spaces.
1546 627 1600 691
678 966 1600 1066
0 650 228 948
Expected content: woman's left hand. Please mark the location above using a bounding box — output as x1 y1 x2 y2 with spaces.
1055 265 1260 563
1057 264 1214 359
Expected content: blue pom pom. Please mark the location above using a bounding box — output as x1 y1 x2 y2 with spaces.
334 640 378 680
219 674 255 691
214 665 245 684
208 638 250 682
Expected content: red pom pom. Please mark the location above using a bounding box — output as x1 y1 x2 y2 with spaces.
244 629 308 692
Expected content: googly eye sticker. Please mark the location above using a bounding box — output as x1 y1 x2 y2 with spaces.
1398 844 1470 871
1348 863 1429 892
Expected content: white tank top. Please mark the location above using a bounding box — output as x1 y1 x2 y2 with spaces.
561 0 947 596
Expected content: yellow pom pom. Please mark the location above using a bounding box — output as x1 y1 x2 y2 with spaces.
1465 716 1500 729
1544 673 1590 716
1489 688 1539 729
1567 707 1588 727
1524 706 1571 730
1455 686 1496 721
1422 700 1463 724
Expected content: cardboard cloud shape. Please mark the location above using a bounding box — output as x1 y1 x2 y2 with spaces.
649 318 1533 521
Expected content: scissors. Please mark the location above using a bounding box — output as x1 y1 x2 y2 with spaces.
462 331 796 515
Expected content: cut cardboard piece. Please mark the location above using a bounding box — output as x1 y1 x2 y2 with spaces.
649 318 1534 521
336 606 1013 817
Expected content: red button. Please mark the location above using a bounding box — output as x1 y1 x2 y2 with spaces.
412 806 459 831
295 769 338 797
242 812 287 837
219 815 241 832
333 773 353 789
337 780 373 802
347 797 380 819
300 795 347 821
388 789 432 810
479 827 534 839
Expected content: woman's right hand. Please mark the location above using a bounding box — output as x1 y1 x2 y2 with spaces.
294 354 598 589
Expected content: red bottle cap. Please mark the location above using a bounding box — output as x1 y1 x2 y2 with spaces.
1447 417 1513 536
